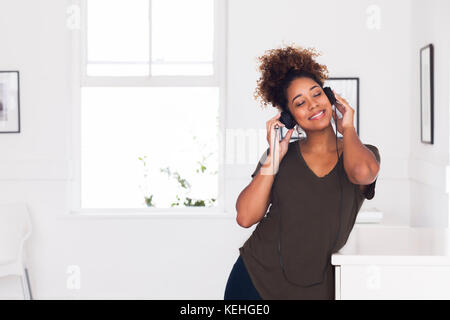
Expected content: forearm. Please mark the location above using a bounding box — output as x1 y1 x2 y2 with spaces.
342 127 379 180
236 156 274 228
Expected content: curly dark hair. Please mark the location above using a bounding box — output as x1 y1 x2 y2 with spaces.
253 44 329 112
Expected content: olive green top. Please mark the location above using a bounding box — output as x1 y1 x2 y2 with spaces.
239 139 380 300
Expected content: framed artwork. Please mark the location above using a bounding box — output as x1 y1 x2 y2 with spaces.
324 77 360 138
420 44 434 144
0 71 20 133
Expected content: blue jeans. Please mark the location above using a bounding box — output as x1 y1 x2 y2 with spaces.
224 254 262 300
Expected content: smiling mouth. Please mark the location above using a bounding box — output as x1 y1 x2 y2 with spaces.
309 109 326 120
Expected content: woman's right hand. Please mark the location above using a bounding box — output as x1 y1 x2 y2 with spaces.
264 111 295 174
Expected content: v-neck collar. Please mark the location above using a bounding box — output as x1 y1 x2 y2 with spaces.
295 139 343 180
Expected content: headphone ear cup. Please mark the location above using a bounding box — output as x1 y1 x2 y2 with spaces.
280 111 297 129
323 87 337 106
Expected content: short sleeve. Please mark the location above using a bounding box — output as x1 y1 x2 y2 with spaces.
366 144 380 164
251 148 270 178
358 144 381 200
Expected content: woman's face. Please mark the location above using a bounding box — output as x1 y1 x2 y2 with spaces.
286 77 333 131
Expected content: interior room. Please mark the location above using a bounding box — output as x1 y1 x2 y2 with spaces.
0 0 449 300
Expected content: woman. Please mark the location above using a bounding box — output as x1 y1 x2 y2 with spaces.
224 45 381 300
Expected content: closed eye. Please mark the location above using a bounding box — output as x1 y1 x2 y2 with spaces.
296 92 321 107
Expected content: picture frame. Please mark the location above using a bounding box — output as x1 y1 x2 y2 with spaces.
0 71 20 133
420 44 434 144
324 77 360 138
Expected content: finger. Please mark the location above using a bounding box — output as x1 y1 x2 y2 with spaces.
274 120 285 128
335 101 344 109
332 90 339 99
333 91 345 102
335 101 346 111
271 111 282 120
267 112 282 132
269 120 280 136
335 94 348 105
266 119 275 134
268 120 285 133
332 109 342 120
337 99 349 108
283 128 294 142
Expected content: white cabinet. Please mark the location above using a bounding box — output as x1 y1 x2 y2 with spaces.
332 225 450 299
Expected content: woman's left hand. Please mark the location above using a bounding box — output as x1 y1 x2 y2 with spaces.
332 90 355 135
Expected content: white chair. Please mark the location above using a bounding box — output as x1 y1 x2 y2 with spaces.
0 202 33 299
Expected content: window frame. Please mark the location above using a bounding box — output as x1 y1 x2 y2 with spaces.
67 0 228 217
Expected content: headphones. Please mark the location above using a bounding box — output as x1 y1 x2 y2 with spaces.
273 86 343 287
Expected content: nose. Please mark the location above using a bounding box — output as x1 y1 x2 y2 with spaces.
309 103 321 112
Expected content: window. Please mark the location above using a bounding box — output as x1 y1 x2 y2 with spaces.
85 0 214 77
71 0 225 212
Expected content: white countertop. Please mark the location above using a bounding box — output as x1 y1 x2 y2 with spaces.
331 225 450 266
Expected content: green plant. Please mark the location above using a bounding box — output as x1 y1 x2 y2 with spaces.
160 165 216 207
138 156 155 207
144 195 154 207
140 134 218 208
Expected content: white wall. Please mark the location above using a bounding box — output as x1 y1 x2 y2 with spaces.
0 0 446 299
227 0 414 228
409 0 450 227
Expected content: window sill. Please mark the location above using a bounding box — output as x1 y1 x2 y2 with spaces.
61 208 235 220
